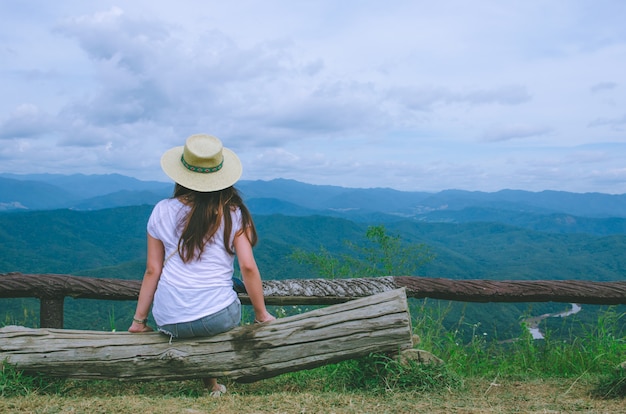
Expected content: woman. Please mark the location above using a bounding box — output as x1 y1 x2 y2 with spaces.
128 133 275 396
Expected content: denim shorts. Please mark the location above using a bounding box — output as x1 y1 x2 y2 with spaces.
157 299 241 339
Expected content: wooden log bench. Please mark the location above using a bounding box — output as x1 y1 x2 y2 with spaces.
0 288 413 383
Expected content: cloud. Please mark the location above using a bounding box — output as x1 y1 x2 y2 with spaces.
49 7 328 142
590 81 618 93
388 84 530 112
61 78 171 127
588 114 626 131
461 85 531 106
0 104 57 139
264 80 387 136
54 7 170 73
481 124 552 142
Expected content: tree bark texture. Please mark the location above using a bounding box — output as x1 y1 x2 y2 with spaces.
0 288 413 383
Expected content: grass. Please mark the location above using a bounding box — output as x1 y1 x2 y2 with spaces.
1 305 624 413
1 377 624 414
411 299 625 379
591 366 626 400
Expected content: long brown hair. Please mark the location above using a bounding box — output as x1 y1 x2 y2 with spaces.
173 184 257 263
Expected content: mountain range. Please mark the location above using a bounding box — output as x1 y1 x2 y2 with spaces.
2 173 626 236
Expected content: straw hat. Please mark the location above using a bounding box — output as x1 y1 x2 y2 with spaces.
160 134 242 192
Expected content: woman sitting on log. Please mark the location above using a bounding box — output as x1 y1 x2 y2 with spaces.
128 133 275 396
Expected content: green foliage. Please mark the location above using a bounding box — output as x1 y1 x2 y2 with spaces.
330 354 460 392
346 225 435 277
2 299 39 328
291 224 434 278
0 362 32 397
592 367 626 399
291 245 352 279
3 204 626 284
412 303 625 380
0 361 65 397
0 206 151 274
393 220 626 282
278 353 460 393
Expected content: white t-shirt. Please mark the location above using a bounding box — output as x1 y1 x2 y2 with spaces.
147 198 240 325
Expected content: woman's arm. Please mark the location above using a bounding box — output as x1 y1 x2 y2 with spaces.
234 229 275 323
128 234 165 332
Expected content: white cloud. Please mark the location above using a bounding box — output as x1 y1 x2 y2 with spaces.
388 84 531 113
590 81 619 93
588 114 626 131
481 124 552 142
0 104 56 139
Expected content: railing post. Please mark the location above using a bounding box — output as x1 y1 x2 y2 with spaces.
39 297 64 328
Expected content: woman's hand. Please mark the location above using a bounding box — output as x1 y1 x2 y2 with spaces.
128 322 154 333
254 311 276 324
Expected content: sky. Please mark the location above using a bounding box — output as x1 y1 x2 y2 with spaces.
1 1 625 194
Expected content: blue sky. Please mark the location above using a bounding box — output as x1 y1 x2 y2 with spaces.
1 1 625 193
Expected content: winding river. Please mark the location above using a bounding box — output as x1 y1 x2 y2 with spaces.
524 303 582 339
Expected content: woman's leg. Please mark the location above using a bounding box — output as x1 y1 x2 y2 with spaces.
202 377 226 396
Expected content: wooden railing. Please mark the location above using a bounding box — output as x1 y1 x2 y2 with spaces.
2 272 626 329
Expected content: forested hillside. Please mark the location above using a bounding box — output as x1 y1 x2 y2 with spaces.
2 206 625 282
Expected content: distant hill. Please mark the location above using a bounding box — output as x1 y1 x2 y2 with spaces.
420 207 626 235
0 177 79 210
414 189 626 218
237 178 432 215
245 197 320 217
0 206 153 275
2 174 626 235
0 173 171 198
0 173 172 211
